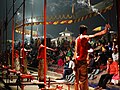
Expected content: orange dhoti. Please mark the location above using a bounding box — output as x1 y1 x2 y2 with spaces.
74 60 88 90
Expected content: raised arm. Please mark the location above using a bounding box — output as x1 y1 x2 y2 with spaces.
88 24 111 38
40 44 55 51
46 47 55 51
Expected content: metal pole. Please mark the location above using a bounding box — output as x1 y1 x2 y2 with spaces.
5 0 8 66
12 0 15 69
44 0 47 85
7 1 24 25
30 0 33 43
0 23 1 53
2 25 4 64
22 0 25 66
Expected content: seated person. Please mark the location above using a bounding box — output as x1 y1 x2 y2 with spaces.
95 57 118 89
111 73 119 85
57 55 75 82
88 53 101 80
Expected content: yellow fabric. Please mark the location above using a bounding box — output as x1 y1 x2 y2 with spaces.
93 26 102 31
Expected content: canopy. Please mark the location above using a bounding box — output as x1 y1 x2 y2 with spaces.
15 0 113 29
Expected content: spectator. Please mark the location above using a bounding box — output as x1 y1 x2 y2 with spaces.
56 55 75 83
95 57 118 89
112 48 119 63
57 56 64 67
63 55 75 80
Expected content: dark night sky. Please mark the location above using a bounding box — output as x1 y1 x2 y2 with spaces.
0 1 6 21
0 0 117 41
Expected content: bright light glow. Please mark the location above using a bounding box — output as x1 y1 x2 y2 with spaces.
53 21 59 25
17 12 20 15
88 48 93 53
18 31 20 33
28 18 37 22
68 20 73 24
16 30 19 33
65 33 70 36
26 35 30 37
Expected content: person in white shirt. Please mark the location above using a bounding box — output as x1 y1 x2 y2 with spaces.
112 48 119 62
58 55 75 81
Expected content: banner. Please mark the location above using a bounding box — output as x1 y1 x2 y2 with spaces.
15 0 113 29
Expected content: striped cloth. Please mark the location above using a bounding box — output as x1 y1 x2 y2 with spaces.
66 73 75 84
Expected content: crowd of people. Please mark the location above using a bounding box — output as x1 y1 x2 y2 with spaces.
0 24 119 90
